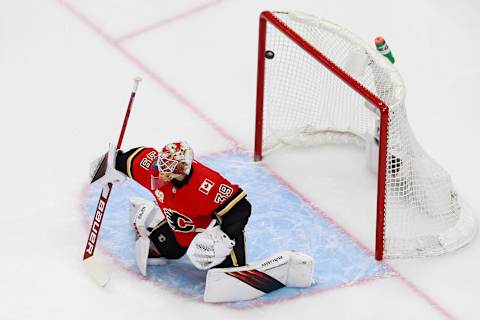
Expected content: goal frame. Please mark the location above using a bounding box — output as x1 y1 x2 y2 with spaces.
253 11 390 260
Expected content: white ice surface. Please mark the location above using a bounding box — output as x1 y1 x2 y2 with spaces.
1 0 480 319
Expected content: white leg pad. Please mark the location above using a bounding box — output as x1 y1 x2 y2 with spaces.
204 251 314 303
129 197 165 237
129 197 167 275
286 251 314 287
135 237 150 276
135 237 168 276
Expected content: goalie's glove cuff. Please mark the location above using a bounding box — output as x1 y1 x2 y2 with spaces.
187 220 235 270
89 143 127 186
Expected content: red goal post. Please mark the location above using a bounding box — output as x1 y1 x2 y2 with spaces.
254 11 477 260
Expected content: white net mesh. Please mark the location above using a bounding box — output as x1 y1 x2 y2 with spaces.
260 11 477 258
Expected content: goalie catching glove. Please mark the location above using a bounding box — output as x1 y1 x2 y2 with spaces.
187 220 235 270
89 143 127 186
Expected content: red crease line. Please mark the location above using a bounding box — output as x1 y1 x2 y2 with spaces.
115 0 224 43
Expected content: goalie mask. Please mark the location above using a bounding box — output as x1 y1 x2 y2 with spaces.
155 141 194 181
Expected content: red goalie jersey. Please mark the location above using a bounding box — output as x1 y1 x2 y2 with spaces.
117 147 246 247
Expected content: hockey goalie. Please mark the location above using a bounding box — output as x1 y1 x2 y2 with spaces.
91 141 314 302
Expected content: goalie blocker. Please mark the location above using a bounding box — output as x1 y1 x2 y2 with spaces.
204 251 314 302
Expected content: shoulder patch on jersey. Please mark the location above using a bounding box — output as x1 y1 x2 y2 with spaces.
199 178 215 195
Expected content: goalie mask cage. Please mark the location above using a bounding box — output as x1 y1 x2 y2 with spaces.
254 11 477 260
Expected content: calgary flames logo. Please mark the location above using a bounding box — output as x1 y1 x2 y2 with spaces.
163 208 195 233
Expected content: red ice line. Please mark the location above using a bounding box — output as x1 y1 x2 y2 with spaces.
261 163 456 319
61 1 456 319
115 0 224 43
57 0 239 149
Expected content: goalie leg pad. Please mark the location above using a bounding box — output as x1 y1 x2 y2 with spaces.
204 251 314 303
285 252 314 287
135 237 150 276
129 197 165 238
129 198 168 275
134 236 169 276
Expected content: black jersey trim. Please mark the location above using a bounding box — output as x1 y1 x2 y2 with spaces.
216 189 247 217
126 147 145 179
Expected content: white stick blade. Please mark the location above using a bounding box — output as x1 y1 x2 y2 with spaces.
83 255 110 287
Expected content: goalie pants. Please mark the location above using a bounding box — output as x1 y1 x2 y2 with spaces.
149 198 251 268
149 221 187 260
216 197 251 268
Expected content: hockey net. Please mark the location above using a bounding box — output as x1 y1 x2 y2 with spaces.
254 11 477 259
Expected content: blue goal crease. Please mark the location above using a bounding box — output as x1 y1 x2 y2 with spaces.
85 151 389 306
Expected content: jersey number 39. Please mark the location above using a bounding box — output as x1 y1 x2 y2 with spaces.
214 184 233 204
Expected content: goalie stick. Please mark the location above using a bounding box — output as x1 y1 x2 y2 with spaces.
83 77 142 286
